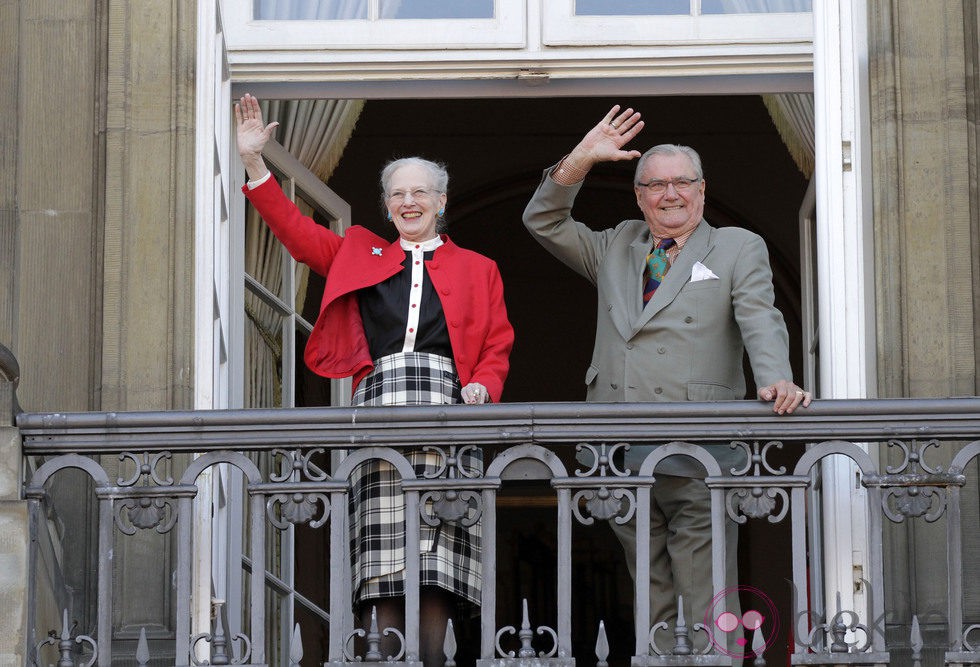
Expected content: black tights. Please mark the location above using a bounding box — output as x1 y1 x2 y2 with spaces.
360 588 458 667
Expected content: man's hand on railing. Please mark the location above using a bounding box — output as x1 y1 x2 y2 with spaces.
758 380 812 415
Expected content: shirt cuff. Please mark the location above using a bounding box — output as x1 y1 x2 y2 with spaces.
550 155 590 186
246 171 272 189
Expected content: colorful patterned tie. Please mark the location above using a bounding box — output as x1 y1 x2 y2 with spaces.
643 238 675 303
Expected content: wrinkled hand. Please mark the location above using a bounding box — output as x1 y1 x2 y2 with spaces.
566 105 645 169
462 382 489 404
758 381 812 415
234 93 279 164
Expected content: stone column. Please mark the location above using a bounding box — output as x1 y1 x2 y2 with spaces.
869 1 980 661
97 1 198 658
0 345 28 665
870 0 977 399
99 0 197 413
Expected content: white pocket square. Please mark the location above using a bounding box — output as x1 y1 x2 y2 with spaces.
690 261 719 282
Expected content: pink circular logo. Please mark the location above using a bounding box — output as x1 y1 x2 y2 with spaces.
704 585 779 659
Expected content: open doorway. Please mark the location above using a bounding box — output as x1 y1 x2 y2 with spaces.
291 93 810 664
323 94 807 402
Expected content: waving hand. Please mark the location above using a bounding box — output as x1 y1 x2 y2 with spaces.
234 93 280 181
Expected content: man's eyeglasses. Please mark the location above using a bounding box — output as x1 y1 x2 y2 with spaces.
636 177 701 195
386 188 437 204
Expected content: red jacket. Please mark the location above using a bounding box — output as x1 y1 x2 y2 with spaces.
243 178 514 402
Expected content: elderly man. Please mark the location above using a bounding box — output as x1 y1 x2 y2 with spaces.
523 105 810 655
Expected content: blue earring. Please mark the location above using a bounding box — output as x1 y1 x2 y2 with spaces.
386 211 392 221
438 209 445 216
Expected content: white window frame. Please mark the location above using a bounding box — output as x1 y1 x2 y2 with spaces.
222 0 811 90
224 0 526 50
194 0 232 657
541 0 813 47
812 0 876 638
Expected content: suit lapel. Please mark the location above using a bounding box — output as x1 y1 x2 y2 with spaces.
631 220 713 336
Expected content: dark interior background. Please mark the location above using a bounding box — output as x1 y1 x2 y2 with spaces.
326 94 806 402
294 93 810 665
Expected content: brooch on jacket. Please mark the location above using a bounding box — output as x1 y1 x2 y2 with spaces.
371 247 383 256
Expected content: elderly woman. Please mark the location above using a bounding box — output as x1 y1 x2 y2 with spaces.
236 94 514 666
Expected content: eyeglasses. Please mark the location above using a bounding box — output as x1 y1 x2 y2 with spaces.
386 188 437 204
636 177 701 195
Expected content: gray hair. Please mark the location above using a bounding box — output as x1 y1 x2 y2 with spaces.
634 144 704 184
380 157 449 196
379 156 450 231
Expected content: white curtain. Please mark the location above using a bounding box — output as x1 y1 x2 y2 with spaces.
253 0 366 20
762 93 815 178
379 0 403 18
701 1 815 177
704 0 810 12
244 98 365 409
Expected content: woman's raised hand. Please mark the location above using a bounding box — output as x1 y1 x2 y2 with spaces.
234 93 279 179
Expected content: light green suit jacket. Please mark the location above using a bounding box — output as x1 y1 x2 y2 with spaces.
523 168 793 476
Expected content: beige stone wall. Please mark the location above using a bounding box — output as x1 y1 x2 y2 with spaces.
0 492 28 664
100 0 197 413
5 0 197 414
870 0 978 400
9 0 104 415
2 0 198 658
0 0 17 348
0 363 27 665
968 1 980 388
869 0 980 655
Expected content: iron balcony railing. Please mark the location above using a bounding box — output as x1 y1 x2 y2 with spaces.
16 398 980 667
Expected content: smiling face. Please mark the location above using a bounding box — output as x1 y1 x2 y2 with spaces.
384 163 447 243
634 152 706 239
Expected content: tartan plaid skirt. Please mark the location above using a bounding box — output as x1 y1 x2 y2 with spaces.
349 352 483 608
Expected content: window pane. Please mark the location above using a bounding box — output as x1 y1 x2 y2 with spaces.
575 0 689 16
380 0 494 19
253 0 496 20
700 0 811 14
253 0 367 20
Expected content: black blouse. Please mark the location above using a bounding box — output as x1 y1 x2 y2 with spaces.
358 246 453 360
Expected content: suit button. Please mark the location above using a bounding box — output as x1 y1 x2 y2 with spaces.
441 288 451 295
684 316 693 323
611 383 619 390
658 347 666 354
654 387 663 394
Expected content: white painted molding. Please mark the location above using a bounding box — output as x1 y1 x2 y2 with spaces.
813 0 876 642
